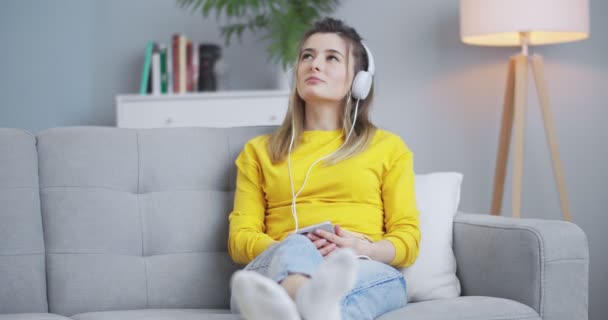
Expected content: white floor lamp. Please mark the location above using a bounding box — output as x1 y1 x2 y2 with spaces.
459 0 590 221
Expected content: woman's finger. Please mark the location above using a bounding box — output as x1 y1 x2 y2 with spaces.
319 243 336 256
307 233 322 241
335 225 347 237
313 238 327 249
315 229 344 246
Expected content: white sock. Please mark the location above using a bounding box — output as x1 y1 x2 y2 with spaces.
295 249 357 320
231 270 301 320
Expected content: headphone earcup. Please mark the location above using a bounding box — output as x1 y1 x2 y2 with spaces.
351 71 372 100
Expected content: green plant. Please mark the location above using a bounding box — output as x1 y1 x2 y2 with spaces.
176 0 341 70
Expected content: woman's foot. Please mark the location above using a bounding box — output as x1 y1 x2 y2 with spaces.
295 249 357 320
231 270 301 320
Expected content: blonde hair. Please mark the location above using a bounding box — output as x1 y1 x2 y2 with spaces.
267 18 376 165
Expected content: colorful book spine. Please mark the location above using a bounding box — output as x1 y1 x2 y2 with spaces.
151 43 161 96
179 35 187 94
186 40 193 92
192 41 199 92
140 34 219 95
139 41 154 95
172 34 180 93
159 44 168 94
166 42 173 94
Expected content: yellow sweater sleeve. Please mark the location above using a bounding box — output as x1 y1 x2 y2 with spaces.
228 143 277 265
382 147 421 268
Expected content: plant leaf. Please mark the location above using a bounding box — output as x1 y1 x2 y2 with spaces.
193 0 205 11
177 0 341 70
202 0 217 17
215 0 229 19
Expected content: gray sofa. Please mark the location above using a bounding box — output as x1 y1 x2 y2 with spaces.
0 126 589 320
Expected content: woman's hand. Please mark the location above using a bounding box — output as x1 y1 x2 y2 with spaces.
306 225 369 257
307 233 337 257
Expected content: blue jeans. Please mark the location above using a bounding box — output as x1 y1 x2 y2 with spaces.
230 234 407 320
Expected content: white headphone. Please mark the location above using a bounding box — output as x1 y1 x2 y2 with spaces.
287 42 375 233
351 42 375 100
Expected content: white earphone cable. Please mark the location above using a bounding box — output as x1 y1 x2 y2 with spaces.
287 118 298 231
288 98 361 233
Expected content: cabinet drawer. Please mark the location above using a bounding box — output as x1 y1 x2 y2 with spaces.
116 91 289 128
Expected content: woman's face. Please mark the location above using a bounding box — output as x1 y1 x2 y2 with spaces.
296 33 354 104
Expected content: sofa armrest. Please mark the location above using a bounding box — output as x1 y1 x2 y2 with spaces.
453 212 589 320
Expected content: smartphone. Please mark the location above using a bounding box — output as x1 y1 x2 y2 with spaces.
296 221 335 235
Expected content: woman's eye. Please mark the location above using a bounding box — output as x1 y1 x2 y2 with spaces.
327 55 339 62
301 53 313 60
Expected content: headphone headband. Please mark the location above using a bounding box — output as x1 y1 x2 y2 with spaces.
361 42 375 75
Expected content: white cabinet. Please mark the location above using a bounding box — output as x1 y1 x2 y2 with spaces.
115 90 289 128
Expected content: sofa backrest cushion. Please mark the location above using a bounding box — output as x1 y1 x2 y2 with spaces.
37 126 274 316
0 128 48 314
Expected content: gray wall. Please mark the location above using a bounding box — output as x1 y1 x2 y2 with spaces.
1 0 606 319
0 0 278 130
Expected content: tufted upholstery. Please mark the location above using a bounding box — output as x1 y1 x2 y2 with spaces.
0 129 48 314
36 126 273 316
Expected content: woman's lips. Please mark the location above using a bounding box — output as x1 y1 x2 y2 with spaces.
305 76 324 83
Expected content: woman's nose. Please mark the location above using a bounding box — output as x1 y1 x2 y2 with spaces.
311 57 322 71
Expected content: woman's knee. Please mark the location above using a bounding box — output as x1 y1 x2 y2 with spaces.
266 234 323 281
341 261 407 319
273 234 317 254
277 233 320 255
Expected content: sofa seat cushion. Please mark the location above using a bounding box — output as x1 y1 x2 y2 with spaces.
71 309 240 320
0 314 72 320
378 296 540 320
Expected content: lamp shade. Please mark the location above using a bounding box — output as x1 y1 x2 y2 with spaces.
460 0 590 46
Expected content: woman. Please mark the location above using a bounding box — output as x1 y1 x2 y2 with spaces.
228 17 420 320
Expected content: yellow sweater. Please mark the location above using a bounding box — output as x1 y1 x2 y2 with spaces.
228 129 420 268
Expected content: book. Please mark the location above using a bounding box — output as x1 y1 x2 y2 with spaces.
172 35 180 93
192 41 199 92
159 44 168 94
179 35 187 93
186 39 193 92
151 43 161 96
166 41 173 94
139 41 154 95
147 63 152 94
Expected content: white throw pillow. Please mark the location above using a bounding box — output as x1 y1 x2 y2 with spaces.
401 172 463 302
